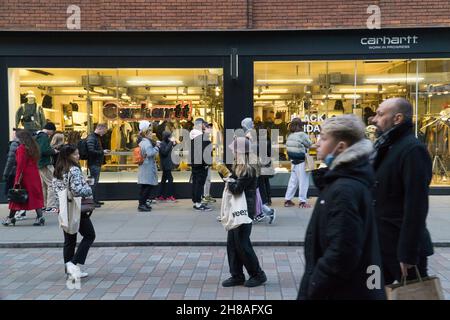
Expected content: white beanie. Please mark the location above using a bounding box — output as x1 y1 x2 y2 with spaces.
139 120 151 132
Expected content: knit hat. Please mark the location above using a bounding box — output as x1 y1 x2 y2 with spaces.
44 122 56 131
139 120 151 132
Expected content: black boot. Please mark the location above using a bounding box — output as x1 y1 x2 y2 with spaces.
33 209 45 226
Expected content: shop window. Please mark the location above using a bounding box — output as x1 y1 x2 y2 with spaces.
9 68 224 183
254 59 450 187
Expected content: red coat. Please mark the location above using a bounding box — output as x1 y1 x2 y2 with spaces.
9 144 44 211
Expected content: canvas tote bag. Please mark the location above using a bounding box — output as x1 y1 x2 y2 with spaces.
57 172 82 235
220 184 253 231
385 267 445 300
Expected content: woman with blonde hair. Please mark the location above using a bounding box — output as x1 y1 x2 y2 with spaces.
51 132 65 167
137 121 160 212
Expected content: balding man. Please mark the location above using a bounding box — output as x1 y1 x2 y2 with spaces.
371 98 433 284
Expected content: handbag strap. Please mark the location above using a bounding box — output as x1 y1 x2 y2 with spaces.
15 172 24 187
401 266 422 286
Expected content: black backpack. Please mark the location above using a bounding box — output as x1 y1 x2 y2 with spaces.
78 138 89 160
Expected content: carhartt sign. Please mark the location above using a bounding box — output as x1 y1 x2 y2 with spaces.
360 35 419 50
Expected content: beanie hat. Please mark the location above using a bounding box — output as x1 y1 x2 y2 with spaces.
139 120 151 132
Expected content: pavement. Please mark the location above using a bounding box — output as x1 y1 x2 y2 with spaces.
1 246 450 300
0 196 450 246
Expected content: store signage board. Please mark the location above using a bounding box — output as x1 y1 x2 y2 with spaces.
104 101 193 121
360 35 419 51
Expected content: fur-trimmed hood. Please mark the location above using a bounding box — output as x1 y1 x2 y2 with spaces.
330 139 374 170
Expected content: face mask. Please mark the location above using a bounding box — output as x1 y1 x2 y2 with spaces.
324 143 341 168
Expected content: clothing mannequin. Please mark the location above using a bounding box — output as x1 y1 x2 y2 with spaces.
15 91 46 131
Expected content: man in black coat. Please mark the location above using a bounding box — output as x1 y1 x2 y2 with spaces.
298 115 385 300
86 123 109 207
371 98 433 284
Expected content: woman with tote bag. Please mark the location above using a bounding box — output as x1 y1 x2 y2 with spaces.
52 144 95 281
220 137 267 288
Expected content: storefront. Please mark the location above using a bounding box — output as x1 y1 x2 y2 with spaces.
1 27 450 201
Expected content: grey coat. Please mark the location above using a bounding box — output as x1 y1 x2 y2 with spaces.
3 140 19 179
137 138 159 185
286 131 312 154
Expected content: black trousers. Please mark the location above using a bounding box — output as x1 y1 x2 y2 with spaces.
63 213 96 265
160 170 174 198
88 165 101 203
227 223 262 278
383 256 429 285
139 184 155 206
191 166 208 204
4 174 14 196
258 175 272 205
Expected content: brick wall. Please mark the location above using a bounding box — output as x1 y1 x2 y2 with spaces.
0 0 449 31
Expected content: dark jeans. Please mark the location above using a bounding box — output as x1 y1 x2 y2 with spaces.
88 165 101 203
258 175 272 205
160 170 174 198
383 256 429 285
227 223 262 278
4 174 14 196
191 166 208 204
63 213 96 265
139 184 155 206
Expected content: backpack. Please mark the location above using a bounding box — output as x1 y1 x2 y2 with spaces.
133 146 145 165
78 138 89 160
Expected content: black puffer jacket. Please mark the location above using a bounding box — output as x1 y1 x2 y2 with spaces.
227 167 257 220
3 140 19 180
298 139 386 300
86 133 104 167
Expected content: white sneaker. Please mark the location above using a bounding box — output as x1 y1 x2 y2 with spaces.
14 210 26 221
65 262 81 280
262 204 274 215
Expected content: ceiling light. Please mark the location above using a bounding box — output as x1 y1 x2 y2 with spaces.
164 95 200 100
127 80 184 86
150 89 178 94
322 94 343 99
344 94 361 99
254 95 281 100
20 80 77 85
338 87 380 93
90 96 117 101
364 77 424 84
256 79 313 84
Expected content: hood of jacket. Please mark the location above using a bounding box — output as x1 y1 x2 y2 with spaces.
190 128 203 140
313 139 375 190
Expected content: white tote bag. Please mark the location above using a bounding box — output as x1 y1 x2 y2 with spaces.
220 184 253 231
57 188 81 235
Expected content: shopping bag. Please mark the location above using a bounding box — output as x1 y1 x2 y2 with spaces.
57 188 81 235
220 184 253 231
385 267 445 300
305 154 315 172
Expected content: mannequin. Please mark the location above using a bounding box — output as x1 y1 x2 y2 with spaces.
15 91 46 131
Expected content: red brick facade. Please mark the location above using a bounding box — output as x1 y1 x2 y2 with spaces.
0 0 449 31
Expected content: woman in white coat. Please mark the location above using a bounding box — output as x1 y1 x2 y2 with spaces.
137 121 160 212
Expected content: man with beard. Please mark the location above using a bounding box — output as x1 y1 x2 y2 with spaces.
371 97 433 284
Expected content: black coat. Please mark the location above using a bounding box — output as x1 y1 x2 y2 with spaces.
190 131 212 169
159 140 175 171
227 168 257 220
372 121 434 268
299 151 385 300
86 133 104 167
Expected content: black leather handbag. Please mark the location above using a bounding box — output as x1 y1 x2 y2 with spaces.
7 173 28 203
